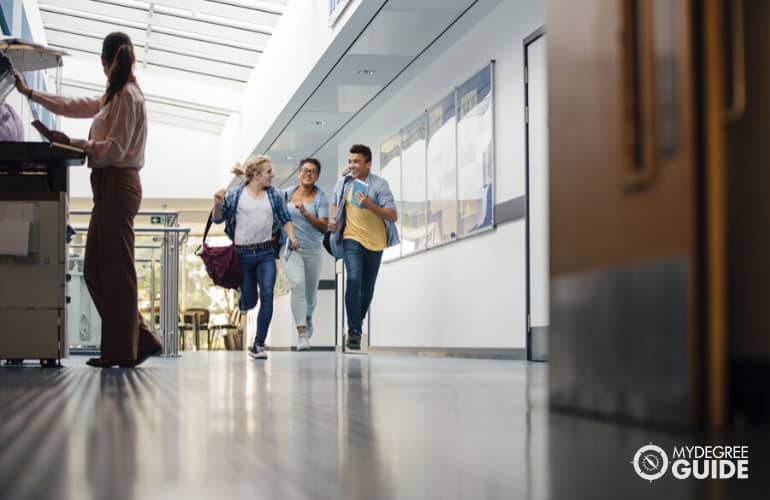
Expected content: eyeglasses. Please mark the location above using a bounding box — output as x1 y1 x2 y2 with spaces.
300 167 318 175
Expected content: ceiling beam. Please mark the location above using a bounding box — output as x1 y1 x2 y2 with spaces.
205 0 284 16
63 78 237 116
40 0 275 35
50 44 249 83
46 25 256 68
39 4 266 53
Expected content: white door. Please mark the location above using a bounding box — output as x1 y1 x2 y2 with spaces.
526 33 549 361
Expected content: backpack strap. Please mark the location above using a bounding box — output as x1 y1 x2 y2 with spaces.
339 175 353 207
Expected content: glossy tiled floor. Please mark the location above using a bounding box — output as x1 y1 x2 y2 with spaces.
0 352 765 500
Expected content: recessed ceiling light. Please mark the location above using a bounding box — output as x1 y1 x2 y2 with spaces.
312 120 326 126
286 155 294 160
357 69 376 76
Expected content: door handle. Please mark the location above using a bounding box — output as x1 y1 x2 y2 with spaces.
622 0 658 191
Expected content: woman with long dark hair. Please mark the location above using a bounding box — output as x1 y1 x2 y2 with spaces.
15 32 160 367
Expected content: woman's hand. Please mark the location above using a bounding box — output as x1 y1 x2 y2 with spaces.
294 202 307 216
214 189 226 206
50 131 71 145
13 70 31 97
328 220 337 232
70 138 88 150
290 238 300 250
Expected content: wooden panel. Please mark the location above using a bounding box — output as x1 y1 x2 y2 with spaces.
725 0 770 423
548 0 696 275
725 0 770 361
701 0 729 431
547 0 703 426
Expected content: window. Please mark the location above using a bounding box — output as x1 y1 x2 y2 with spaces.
329 0 352 26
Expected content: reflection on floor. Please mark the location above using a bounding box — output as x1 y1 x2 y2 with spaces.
0 352 765 499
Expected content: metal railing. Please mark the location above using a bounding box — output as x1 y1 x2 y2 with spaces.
70 209 189 357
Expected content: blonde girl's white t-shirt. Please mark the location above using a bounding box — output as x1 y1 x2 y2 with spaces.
234 190 273 245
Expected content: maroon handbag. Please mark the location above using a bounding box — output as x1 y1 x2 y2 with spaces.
196 213 242 290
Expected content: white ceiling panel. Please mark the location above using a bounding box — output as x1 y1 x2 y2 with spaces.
348 10 454 57
304 83 383 114
304 54 412 112
142 31 261 62
384 0 475 14
271 111 354 152
39 4 270 49
52 45 250 87
268 110 354 185
41 11 146 38
193 2 284 26
147 47 251 81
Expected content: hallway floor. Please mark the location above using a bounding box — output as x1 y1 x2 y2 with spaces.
0 352 765 499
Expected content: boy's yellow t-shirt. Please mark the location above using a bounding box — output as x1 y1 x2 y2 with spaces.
343 186 387 251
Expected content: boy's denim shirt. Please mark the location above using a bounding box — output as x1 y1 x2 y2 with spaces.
329 173 399 259
211 184 292 242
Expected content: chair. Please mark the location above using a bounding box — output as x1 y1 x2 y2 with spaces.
178 312 194 351
210 309 242 350
188 308 210 350
178 308 210 351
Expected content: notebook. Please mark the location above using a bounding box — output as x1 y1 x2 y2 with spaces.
350 179 368 209
31 119 84 153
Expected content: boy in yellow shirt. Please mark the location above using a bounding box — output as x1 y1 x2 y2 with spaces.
329 144 399 349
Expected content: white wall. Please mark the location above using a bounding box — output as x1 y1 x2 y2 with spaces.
259 290 336 349
218 113 242 187
62 117 221 200
138 122 222 200
335 0 543 349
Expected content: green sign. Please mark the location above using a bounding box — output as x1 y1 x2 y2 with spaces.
150 216 162 224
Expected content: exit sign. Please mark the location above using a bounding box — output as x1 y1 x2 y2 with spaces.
150 216 162 224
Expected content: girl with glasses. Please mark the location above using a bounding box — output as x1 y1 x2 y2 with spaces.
282 158 330 350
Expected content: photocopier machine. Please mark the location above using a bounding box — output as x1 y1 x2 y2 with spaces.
0 38 85 366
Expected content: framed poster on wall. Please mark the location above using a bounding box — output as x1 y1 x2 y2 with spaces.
456 63 495 238
379 132 402 262
400 112 428 256
426 92 458 248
